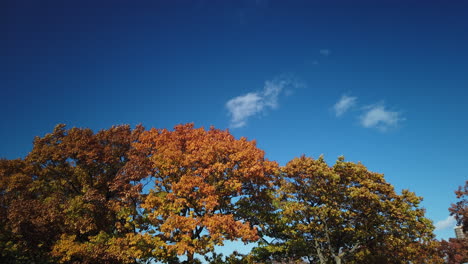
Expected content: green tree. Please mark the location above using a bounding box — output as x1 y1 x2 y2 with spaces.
254 156 442 264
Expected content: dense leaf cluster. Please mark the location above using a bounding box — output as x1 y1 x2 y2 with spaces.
0 124 458 263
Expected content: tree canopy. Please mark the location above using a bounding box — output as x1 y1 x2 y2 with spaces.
0 123 445 263
128 124 278 262
1 124 147 263
252 156 442 264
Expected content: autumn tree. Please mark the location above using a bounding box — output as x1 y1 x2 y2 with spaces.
127 124 278 263
0 158 52 263
0 124 152 263
450 180 468 235
439 238 468 264
2 123 448 263
254 156 442 264
438 180 468 264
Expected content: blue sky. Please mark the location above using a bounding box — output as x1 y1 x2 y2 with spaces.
2 0 468 246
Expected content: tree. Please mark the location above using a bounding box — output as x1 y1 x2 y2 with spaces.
439 238 468 264
439 180 468 264
254 156 442 264
127 124 278 263
0 124 150 263
1 124 447 263
450 180 468 234
0 158 53 263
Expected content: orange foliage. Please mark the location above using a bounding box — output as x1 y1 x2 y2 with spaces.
1 123 445 263
130 124 278 261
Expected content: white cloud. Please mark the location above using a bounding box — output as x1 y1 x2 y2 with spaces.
333 95 357 117
262 79 287 108
226 77 301 128
225 93 262 128
360 104 403 131
435 215 456 231
320 49 331 56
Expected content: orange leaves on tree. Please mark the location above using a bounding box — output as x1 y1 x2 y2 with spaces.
132 123 278 262
1 123 446 263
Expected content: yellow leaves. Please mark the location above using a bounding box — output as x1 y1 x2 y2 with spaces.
224 178 243 194
52 232 165 264
51 234 82 262
63 196 98 234
270 155 438 263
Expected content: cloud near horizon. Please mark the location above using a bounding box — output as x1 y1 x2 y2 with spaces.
333 95 357 116
360 104 404 131
226 77 300 128
435 215 456 231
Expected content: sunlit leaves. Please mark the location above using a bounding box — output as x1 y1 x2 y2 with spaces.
131 124 277 262
0 123 445 263
255 155 442 264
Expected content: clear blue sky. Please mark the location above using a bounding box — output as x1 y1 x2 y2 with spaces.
2 0 468 244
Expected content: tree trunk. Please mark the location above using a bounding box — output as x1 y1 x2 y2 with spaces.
186 251 194 263
334 255 342 264
314 240 327 264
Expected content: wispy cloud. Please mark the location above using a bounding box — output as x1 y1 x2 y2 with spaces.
435 215 456 231
333 94 404 132
226 93 262 128
333 95 357 117
360 104 404 131
226 77 301 128
320 49 331 56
